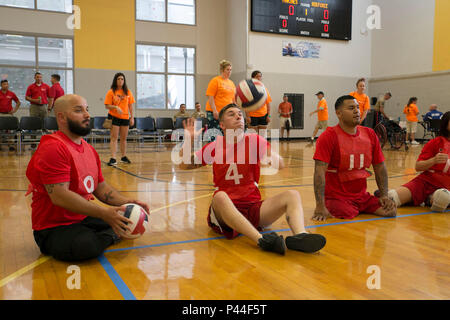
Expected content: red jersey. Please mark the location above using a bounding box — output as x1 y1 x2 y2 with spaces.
195 133 269 204
26 82 50 104
417 136 450 189
26 131 104 231
49 83 65 104
0 90 19 113
313 125 385 199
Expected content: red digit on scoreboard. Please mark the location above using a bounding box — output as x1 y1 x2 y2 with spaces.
282 19 287 28
324 24 329 32
324 10 329 20
289 5 294 15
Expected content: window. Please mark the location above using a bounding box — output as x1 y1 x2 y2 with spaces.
0 33 74 103
0 0 72 12
136 0 195 25
136 44 195 110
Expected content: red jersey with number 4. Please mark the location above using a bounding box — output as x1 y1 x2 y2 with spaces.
196 134 269 204
314 125 385 199
26 131 104 231
418 136 450 189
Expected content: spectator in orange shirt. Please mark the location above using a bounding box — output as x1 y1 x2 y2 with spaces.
246 70 272 135
278 95 293 140
104 73 135 166
309 91 328 142
349 78 371 124
403 97 420 145
205 60 236 132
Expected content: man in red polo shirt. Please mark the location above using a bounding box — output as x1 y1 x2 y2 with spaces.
26 72 51 119
312 95 396 221
48 74 65 115
0 79 21 151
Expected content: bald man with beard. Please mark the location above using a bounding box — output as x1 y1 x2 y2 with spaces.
26 94 150 261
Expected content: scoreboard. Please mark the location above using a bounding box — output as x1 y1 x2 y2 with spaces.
251 0 352 41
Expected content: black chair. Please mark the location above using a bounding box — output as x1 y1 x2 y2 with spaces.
132 117 160 147
91 116 110 147
156 117 174 144
43 117 58 133
0 116 20 151
19 116 44 152
174 117 188 130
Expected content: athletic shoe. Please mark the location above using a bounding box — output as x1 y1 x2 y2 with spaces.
285 233 326 253
120 156 131 164
258 232 286 255
107 158 117 166
411 140 419 145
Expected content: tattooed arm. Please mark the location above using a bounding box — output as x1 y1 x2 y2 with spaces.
373 162 396 213
44 182 134 238
312 160 332 221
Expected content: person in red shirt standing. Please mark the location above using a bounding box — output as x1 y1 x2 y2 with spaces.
383 111 450 212
312 95 396 221
278 95 293 140
26 72 51 119
48 74 65 115
26 94 150 261
0 79 21 151
178 104 326 255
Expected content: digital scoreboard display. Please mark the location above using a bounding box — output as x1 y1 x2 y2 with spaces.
251 0 352 41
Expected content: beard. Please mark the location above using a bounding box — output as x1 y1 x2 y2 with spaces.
67 118 91 136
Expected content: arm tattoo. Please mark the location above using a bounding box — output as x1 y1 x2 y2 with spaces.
314 160 328 205
44 183 67 195
374 163 389 196
104 190 114 203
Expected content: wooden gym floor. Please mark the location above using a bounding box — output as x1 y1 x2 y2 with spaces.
0 139 448 300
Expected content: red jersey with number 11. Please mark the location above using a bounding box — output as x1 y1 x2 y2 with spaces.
195 134 270 204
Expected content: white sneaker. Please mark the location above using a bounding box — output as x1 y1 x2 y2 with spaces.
411 140 419 145
431 188 450 212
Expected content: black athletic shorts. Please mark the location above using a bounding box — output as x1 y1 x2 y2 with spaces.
250 114 268 127
108 113 130 126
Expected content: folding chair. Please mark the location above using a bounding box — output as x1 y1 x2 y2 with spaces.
19 116 44 153
0 116 20 152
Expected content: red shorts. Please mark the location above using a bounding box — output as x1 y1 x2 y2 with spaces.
326 192 382 219
403 176 440 206
207 201 263 239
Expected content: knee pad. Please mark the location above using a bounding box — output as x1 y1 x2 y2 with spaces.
431 188 450 212
388 189 402 207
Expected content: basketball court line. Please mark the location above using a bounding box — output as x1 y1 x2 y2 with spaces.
0 256 51 288
99 210 448 300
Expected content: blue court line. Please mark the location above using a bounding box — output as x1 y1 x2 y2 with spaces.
97 254 137 300
99 210 448 300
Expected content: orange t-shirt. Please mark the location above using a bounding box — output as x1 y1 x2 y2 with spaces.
278 102 292 118
349 91 370 116
317 98 328 121
403 104 419 122
248 89 272 117
104 89 135 120
205 76 236 112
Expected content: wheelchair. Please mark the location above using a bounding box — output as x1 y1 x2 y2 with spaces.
364 110 408 151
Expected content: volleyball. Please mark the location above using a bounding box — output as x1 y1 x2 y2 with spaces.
235 79 267 112
119 203 150 239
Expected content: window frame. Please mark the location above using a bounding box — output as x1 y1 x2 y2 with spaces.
135 0 197 26
0 31 75 105
136 42 196 110
0 0 73 14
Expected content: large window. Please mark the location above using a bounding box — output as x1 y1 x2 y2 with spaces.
136 0 195 25
136 44 195 110
0 33 73 103
0 0 72 12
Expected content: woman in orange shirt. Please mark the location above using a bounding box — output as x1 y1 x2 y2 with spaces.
349 78 371 124
205 60 236 131
104 73 135 166
403 97 420 145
